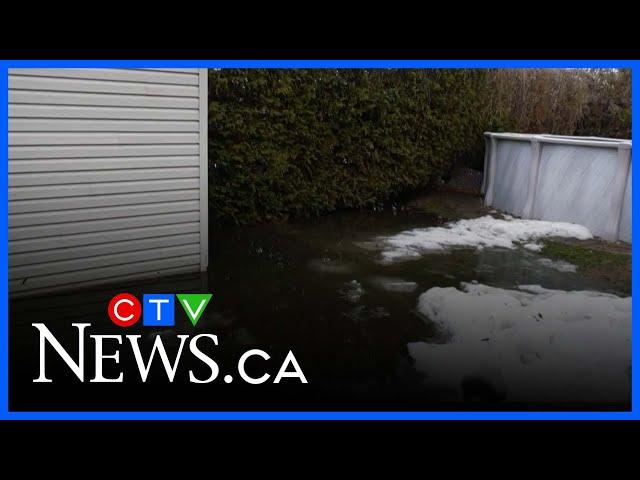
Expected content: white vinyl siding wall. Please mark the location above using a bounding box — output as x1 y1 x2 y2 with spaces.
8 68 208 297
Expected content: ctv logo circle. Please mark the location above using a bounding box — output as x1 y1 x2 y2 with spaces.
108 293 141 327
107 293 212 327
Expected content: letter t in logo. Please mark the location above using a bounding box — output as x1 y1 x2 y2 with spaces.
143 294 175 327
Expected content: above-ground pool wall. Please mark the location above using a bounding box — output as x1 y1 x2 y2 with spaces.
619 163 632 242
489 138 533 217
8 68 209 298
483 133 632 243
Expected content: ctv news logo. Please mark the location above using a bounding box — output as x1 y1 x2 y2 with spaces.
31 292 307 385
108 293 212 327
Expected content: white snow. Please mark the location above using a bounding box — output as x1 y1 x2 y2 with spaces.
375 215 593 263
408 282 630 404
523 242 543 252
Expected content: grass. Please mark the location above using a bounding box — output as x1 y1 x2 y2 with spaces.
542 240 629 268
541 240 631 295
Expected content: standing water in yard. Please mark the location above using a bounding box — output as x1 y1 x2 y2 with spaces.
204 192 630 409
9 193 631 411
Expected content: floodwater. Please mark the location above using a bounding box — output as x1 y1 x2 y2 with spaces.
9 193 631 411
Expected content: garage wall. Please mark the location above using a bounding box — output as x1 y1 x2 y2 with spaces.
8 68 209 297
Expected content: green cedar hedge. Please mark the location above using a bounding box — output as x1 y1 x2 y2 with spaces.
208 69 487 224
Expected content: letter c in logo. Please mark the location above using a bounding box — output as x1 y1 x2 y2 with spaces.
108 293 141 327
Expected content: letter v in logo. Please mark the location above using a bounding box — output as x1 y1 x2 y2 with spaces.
177 294 212 326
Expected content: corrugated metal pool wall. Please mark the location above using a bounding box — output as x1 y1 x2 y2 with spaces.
482 132 631 243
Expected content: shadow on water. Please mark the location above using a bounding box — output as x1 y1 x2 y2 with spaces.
9 193 631 411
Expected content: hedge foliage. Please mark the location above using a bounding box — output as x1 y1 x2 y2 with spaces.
208 69 487 224
484 69 631 139
208 69 631 225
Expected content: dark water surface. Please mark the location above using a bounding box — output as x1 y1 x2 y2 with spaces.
9 194 631 411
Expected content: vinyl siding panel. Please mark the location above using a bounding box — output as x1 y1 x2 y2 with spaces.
10 244 201 280
13 68 200 85
9 167 200 186
10 233 201 266
10 132 199 145
10 104 199 120
10 119 200 132
10 222 200 254
10 145 200 159
9 190 200 213
9 178 200 200
8 68 208 297
8 257 201 295
10 90 200 108
9 75 199 97
9 156 200 173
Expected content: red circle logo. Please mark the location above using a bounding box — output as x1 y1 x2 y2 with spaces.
108 293 141 327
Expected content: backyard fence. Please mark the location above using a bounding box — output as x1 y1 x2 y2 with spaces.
482 132 632 242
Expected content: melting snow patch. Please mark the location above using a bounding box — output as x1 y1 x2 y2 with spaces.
537 257 577 273
523 243 543 252
375 215 592 263
408 282 630 404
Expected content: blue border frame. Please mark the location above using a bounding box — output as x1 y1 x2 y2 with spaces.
0 59 636 420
